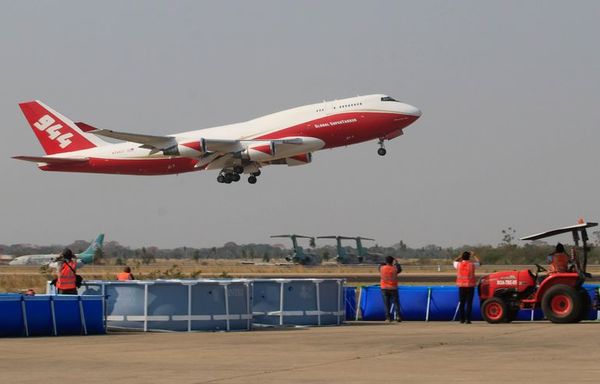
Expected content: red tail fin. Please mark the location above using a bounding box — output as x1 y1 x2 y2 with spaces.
19 101 103 155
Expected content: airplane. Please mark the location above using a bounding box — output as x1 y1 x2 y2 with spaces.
14 95 421 184
271 234 321 265
348 236 387 264
8 234 104 266
317 236 364 264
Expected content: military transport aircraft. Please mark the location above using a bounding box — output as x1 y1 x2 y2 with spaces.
271 234 321 265
14 95 421 184
317 236 364 264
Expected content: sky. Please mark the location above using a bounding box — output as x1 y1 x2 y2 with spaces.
1 1 599 250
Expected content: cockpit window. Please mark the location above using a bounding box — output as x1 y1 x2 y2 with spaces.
381 96 398 102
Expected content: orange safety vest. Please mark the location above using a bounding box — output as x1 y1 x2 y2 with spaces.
117 272 133 281
380 265 398 289
57 261 77 290
550 253 569 273
456 261 476 287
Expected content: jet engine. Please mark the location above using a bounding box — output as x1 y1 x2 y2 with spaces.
268 153 312 166
162 140 206 157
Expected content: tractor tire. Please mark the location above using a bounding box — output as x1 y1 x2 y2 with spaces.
481 297 508 323
541 284 583 323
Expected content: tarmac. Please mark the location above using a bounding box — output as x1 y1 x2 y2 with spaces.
1 321 600 384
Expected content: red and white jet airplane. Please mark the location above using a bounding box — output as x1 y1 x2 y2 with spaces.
14 95 421 184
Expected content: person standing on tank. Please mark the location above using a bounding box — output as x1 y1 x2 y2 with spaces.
454 251 480 324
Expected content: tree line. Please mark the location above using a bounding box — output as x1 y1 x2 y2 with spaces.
2 229 600 265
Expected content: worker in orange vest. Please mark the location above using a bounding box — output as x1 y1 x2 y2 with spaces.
548 243 569 274
116 266 135 281
454 251 480 324
55 248 78 295
379 256 402 322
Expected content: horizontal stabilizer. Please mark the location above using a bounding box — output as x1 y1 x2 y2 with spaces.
74 122 98 132
13 156 88 164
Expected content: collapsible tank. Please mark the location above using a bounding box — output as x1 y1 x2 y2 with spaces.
79 279 252 332
0 294 105 337
252 279 345 326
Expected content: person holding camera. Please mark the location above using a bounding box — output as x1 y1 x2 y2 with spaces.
454 251 480 324
54 248 78 295
379 255 402 322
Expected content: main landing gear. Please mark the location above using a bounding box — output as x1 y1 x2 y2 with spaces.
377 139 387 156
217 168 261 185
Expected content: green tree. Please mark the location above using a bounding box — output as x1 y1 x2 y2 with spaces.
500 227 517 247
192 250 201 263
262 252 270 263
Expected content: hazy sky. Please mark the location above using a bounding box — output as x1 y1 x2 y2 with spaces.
1 1 599 249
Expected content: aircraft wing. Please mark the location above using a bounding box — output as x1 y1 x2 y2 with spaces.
13 156 89 164
89 129 177 149
88 125 304 154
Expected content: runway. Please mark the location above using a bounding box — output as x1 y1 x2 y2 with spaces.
1 321 599 383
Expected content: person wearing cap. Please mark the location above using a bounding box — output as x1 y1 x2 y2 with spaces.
548 243 570 274
54 248 78 295
379 255 402 322
117 266 135 281
454 251 481 324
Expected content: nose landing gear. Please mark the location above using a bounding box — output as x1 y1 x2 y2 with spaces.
377 139 387 156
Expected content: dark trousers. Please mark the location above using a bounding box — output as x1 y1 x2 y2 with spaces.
382 288 401 320
458 287 475 322
58 288 78 295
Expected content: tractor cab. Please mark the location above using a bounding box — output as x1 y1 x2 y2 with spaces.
479 220 598 324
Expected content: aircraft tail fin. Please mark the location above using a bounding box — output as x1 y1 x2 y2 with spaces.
78 234 104 264
18 101 108 155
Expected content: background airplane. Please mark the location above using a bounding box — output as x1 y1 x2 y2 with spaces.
350 237 386 264
317 235 364 264
271 234 321 265
8 234 104 266
14 95 421 184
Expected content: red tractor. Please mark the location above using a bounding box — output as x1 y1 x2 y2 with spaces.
479 221 599 323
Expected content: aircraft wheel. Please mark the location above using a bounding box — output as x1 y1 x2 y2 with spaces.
248 175 257 184
377 148 387 156
217 175 225 183
233 165 244 174
224 173 233 183
252 169 261 177
232 173 241 182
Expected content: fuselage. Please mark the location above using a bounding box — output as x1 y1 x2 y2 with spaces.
25 94 421 176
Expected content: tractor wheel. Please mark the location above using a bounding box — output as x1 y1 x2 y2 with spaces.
541 284 583 323
481 297 508 323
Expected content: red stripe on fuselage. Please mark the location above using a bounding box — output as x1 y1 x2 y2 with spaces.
39 157 199 176
254 111 418 148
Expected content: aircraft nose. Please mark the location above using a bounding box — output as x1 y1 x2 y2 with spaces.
399 103 421 118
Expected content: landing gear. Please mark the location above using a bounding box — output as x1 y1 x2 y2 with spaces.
377 139 387 156
217 171 238 184
217 166 261 184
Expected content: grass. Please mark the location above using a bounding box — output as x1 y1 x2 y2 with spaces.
2 259 598 293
